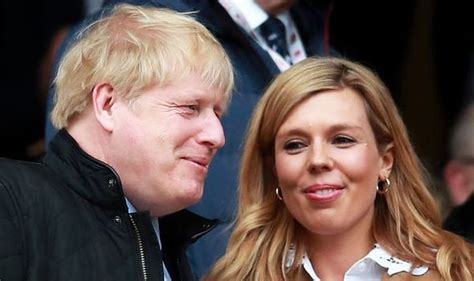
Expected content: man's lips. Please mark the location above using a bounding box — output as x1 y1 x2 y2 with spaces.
182 156 211 168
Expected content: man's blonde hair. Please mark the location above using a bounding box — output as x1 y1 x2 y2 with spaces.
51 3 233 128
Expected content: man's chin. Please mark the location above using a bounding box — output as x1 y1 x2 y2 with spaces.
155 195 203 217
182 183 205 205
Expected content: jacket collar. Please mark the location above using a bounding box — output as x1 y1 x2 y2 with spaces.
160 209 218 280
42 129 128 212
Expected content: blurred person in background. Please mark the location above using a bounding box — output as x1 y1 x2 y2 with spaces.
443 103 474 242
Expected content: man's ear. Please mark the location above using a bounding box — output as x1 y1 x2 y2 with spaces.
380 143 394 179
92 82 116 132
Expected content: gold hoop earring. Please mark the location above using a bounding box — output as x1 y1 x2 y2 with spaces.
275 187 283 201
377 178 391 194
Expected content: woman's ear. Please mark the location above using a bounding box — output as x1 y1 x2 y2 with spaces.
380 143 394 178
91 82 116 132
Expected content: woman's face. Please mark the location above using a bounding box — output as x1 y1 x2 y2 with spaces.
274 88 393 237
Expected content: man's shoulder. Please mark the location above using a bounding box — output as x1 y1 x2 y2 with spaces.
0 157 55 190
0 157 45 174
0 157 69 209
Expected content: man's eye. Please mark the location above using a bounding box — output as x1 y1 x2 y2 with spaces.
179 104 199 115
185 105 198 111
332 136 355 147
283 141 306 152
214 109 223 119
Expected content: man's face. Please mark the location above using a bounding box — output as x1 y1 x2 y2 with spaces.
108 73 226 217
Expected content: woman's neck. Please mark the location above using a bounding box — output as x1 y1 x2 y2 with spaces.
305 215 375 281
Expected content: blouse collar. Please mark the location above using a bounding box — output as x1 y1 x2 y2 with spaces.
290 244 429 280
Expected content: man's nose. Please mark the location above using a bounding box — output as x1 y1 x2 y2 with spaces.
197 111 225 149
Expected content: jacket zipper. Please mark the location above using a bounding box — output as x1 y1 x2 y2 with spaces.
129 214 148 280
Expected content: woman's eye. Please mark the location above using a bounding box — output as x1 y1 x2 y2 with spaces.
332 135 355 147
283 141 306 152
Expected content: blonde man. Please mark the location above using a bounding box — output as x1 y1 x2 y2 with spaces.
0 3 233 281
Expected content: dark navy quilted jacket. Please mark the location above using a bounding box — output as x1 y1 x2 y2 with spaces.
0 130 216 281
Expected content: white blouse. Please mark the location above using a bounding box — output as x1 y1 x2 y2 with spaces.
289 244 429 281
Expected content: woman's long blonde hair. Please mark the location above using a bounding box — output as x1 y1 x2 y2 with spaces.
205 57 473 281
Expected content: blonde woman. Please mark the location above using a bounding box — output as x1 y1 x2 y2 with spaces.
205 57 473 281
